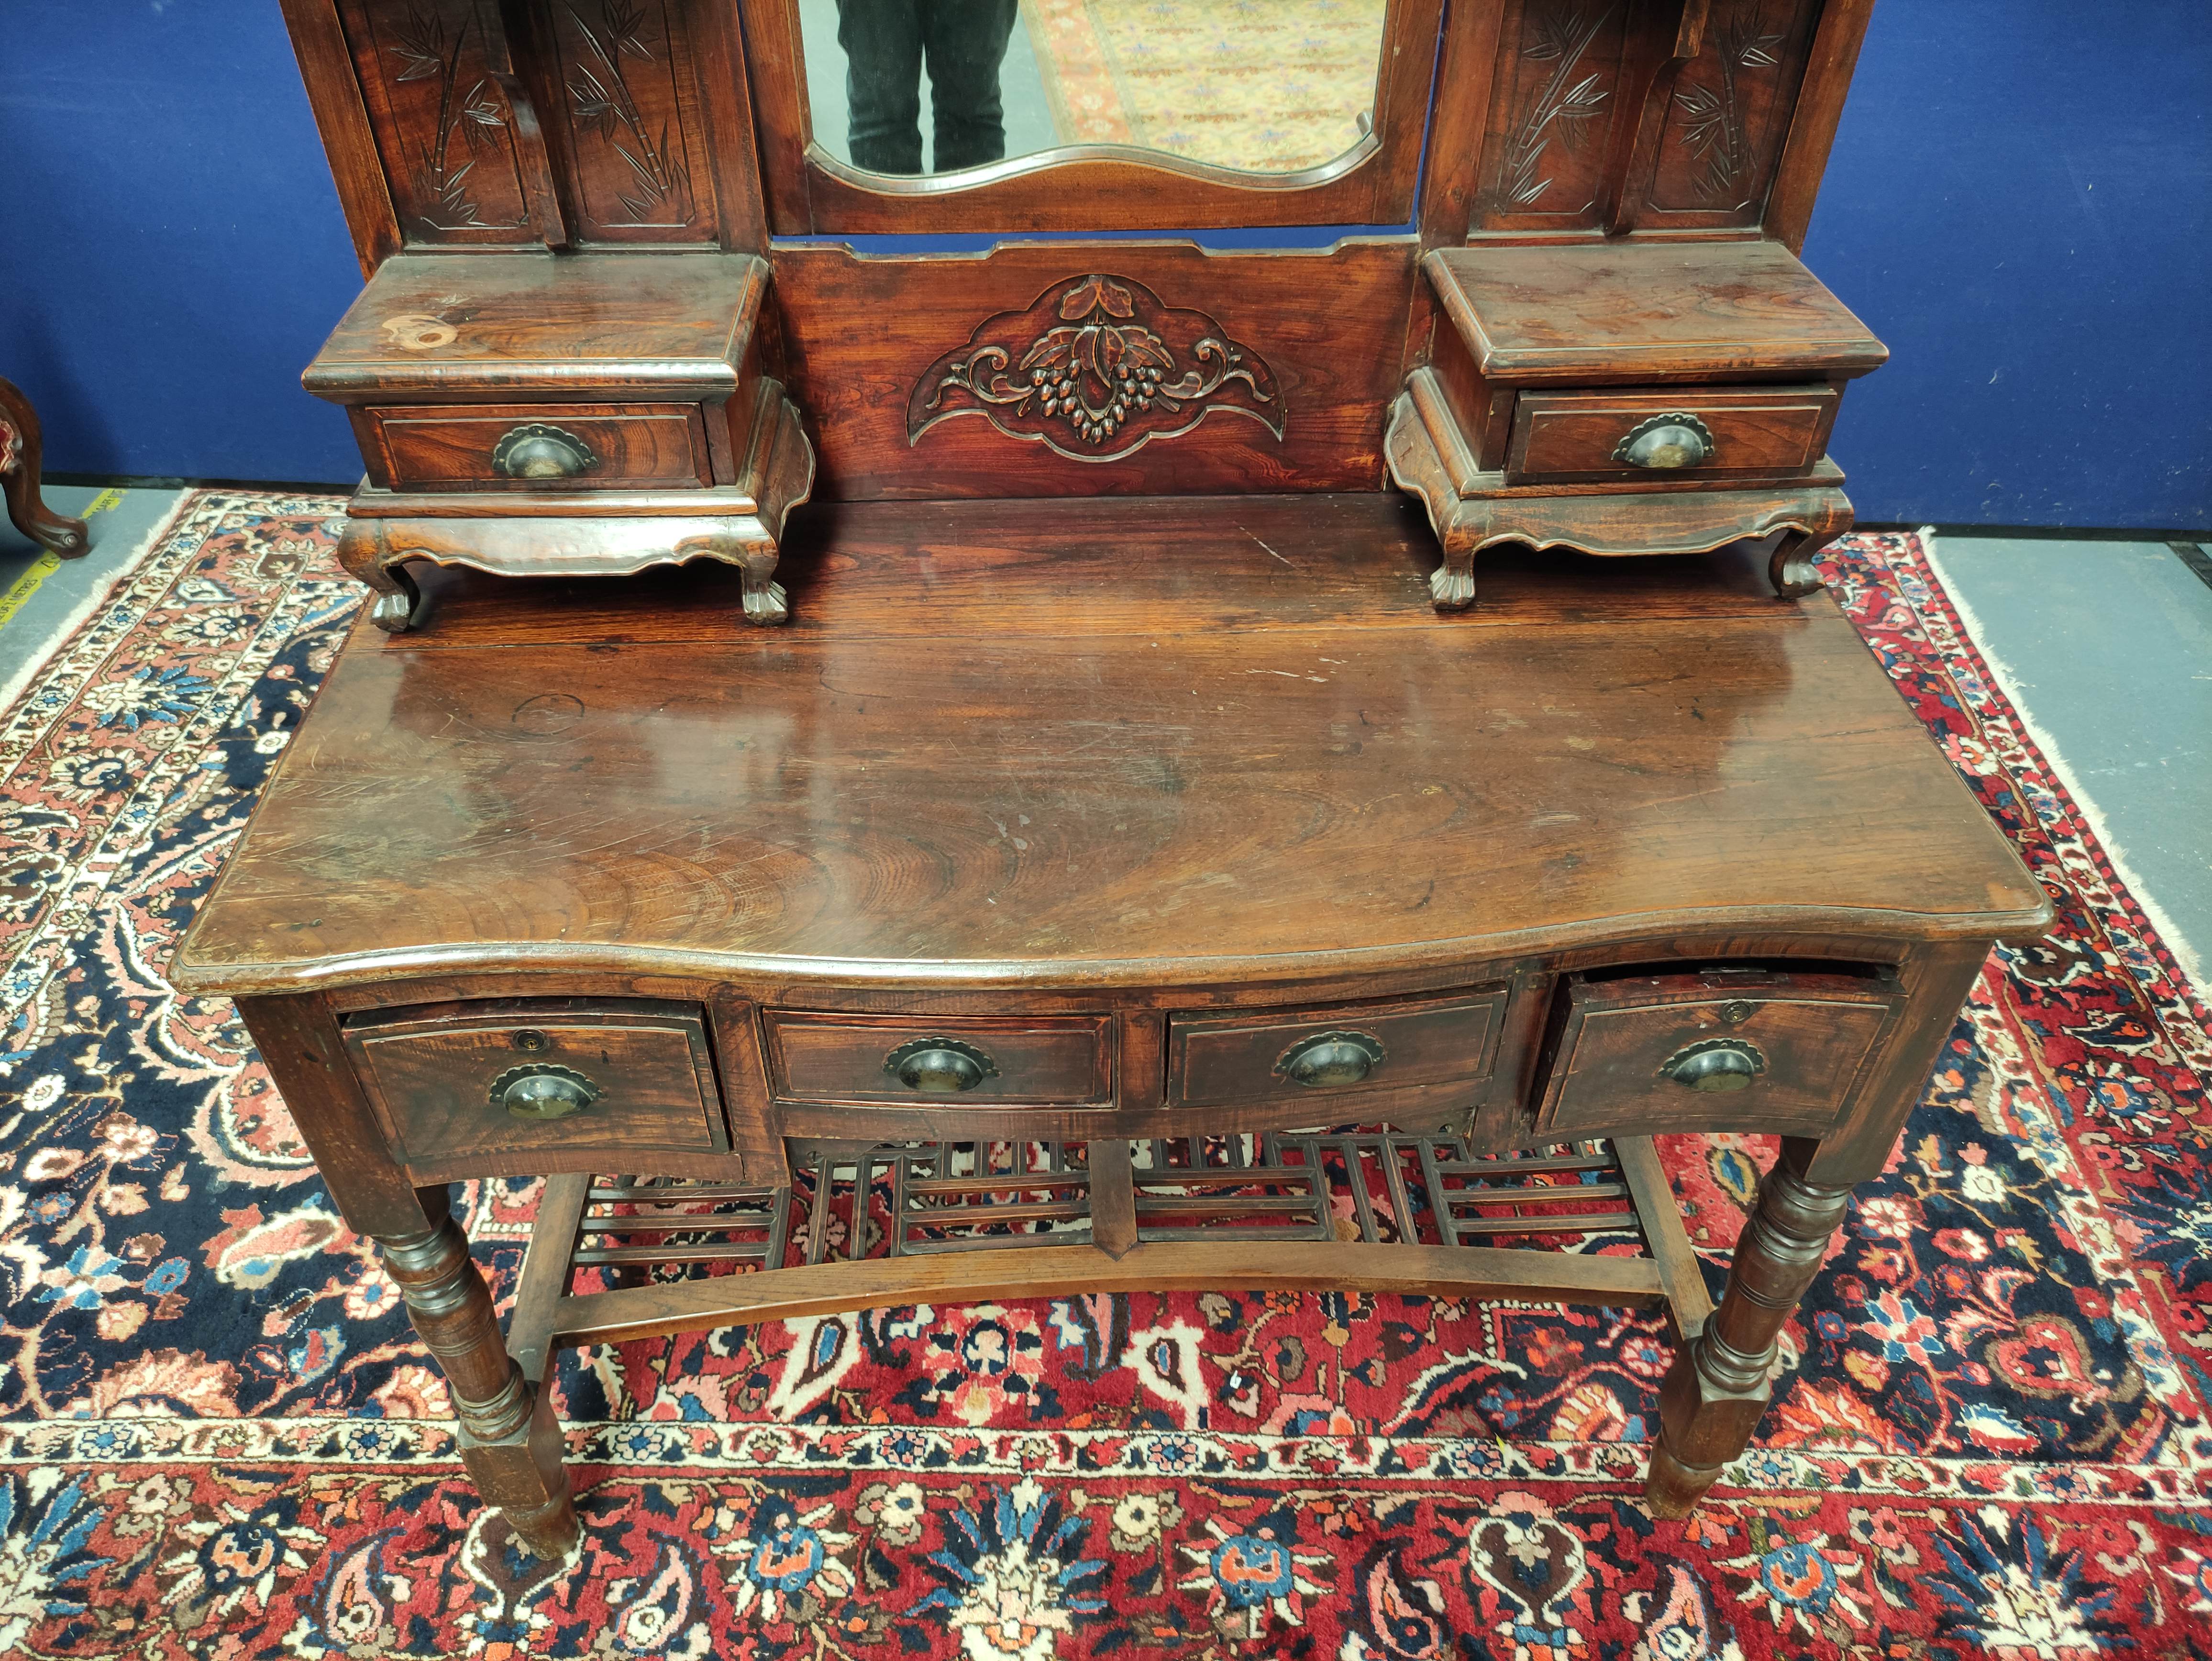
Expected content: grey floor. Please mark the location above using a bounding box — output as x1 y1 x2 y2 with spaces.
1926 534 2212 983
0 482 188 691
2 495 2206 985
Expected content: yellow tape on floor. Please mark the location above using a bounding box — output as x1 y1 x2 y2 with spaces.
0 488 125 629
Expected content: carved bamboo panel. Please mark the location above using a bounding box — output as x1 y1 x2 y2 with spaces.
1469 0 1636 234
1644 0 1822 227
334 0 543 245
535 0 716 242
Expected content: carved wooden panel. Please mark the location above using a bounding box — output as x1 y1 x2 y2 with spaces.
335 0 542 244
907 276 1284 464
773 240 1417 500
536 0 715 242
1469 0 1635 233
1645 0 1822 227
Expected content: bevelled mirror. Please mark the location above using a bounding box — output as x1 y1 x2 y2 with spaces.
743 0 1443 233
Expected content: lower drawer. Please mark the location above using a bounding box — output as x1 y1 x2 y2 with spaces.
764 1013 1113 1106
356 401 713 491
1506 384 1839 485
343 998 726 1166
1534 968 1902 1139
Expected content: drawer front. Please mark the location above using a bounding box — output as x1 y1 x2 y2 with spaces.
360 402 712 491
343 998 725 1166
1536 970 1901 1139
1168 987 1508 1109
1506 385 1839 484
765 1013 1112 1106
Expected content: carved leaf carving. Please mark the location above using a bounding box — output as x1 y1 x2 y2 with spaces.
908 276 1286 462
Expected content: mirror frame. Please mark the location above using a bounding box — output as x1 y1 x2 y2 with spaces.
739 0 1445 234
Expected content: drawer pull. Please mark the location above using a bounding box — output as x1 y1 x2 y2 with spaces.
884 1037 999 1094
490 1062 603 1120
1277 1030 1386 1089
1613 413 1715 470
1660 1039 1764 1093
491 423 599 480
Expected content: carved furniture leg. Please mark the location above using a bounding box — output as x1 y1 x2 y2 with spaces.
0 376 89 558
335 520 426 632
377 1186 580 1558
1429 545 1477 611
739 558 788 626
1768 527 1835 599
1646 1138 1851 1517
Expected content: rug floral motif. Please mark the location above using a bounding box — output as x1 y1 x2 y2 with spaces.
0 492 2208 1657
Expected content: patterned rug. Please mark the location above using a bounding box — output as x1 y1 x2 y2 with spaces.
1 490 2209 1658
1023 0 1384 171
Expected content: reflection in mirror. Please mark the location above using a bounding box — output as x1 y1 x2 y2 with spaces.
798 0 1388 177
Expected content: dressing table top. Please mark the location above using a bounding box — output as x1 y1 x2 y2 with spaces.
175 496 2046 997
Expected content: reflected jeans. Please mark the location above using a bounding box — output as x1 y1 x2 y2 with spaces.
835 0 1020 174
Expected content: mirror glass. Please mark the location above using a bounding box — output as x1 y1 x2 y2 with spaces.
797 0 1388 177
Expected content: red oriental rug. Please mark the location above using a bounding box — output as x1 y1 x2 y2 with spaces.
0 492 2208 1659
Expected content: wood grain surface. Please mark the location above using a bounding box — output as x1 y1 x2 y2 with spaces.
1427 241 1887 385
172 494 2048 997
770 240 1416 499
305 252 768 401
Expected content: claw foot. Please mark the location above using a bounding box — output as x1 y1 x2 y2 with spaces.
741 575 789 626
1429 560 1477 611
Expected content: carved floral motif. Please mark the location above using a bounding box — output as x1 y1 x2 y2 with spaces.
907 275 1285 462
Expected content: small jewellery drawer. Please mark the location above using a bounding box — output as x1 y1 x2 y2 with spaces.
1505 385 1840 485
763 1013 1113 1106
358 401 713 491
1167 987 1509 1108
1535 969 1902 1139
343 998 726 1167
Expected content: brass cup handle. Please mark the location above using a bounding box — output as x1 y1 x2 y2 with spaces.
884 1037 999 1094
1660 1039 1765 1093
490 1062 602 1120
1277 1030 1386 1089
491 423 599 480
1613 413 1716 470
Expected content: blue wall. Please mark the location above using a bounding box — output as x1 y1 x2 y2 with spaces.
2 1 2205 526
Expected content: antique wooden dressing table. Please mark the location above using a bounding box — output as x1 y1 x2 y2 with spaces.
178 0 2049 1558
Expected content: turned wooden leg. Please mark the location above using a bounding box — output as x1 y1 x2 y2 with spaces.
0 376 89 558
1646 1141 1851 1517
377 1186 580 1558
1768 528 1834 599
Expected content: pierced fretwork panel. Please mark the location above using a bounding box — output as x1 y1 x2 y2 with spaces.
564 1131 1647 1292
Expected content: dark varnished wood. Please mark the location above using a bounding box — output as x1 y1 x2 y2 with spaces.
172 497 2046 997
773 240 1415 500
234 5 2008 1545
1507 383 1839 483
1387 379 1854 606
1427 240 1887 387
358 400 713 490
764 1013 1113 1106
1533 967 1902 1140
305 251 769 402
342 997 728 1165
1167 987 1509 1108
